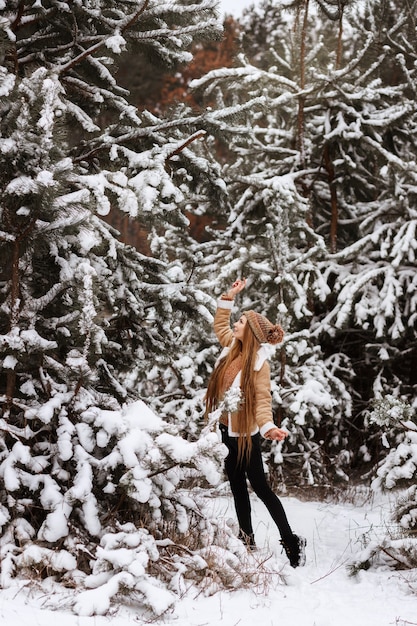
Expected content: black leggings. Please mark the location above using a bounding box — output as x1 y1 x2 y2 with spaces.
220 425 294 543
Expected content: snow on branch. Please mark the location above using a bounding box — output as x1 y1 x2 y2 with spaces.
191 65 298 92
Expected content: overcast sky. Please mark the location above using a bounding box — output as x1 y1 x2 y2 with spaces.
219 0 259 16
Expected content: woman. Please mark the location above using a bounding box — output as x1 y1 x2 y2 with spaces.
205 278 306 567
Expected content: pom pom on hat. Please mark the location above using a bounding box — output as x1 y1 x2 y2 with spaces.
243 310 284 345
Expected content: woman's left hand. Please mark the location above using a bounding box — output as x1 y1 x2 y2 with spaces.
265 427 288 441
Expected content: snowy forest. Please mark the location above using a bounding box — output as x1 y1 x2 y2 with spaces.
0 0 417 618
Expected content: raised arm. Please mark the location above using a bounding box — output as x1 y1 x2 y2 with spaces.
213 278 247 347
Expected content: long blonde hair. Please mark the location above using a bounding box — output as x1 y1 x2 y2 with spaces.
205 322 260 463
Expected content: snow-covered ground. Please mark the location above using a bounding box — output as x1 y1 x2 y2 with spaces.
1 489 416 626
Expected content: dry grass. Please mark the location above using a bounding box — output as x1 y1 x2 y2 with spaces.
270 480 375 507
146 513 287 600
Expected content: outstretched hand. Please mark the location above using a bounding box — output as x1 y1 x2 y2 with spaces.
264 427 288 442
226 278 247 299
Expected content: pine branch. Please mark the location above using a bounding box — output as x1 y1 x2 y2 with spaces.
379 545 414 569
10 0 26 31
120 0 150 34
398 419 417 433
147 462 182 478
58 0 150 75
166 131 207 161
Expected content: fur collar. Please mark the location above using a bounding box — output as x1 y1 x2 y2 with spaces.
216 344 273 371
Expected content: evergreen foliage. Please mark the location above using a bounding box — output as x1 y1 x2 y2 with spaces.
350 395 417 573
0 0 249 616
1 0 417 613
173 0 417 487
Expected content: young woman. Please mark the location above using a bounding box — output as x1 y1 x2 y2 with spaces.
205 279 306 567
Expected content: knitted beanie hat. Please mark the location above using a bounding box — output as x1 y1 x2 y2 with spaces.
243 310 284 345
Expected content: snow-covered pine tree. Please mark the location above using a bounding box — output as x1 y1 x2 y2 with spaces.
0 0 251 616
187 0 417 487
182 0 355 487
147 0 417 496
350 395 417 573
305 0 417 466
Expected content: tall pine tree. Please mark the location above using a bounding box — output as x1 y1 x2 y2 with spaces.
0 0 251 616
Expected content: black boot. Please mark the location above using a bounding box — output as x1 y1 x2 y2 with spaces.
280 534 306 567
238 529 257 551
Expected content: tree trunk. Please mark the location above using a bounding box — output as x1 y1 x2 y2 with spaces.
323 143 338 253
5 238 21 410
297 0 309 165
